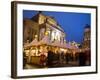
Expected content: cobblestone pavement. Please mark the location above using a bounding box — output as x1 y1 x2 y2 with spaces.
24 60 90 69
24 61 81 69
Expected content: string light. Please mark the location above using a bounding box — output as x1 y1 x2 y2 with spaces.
35 35 38 38
45 31 49 35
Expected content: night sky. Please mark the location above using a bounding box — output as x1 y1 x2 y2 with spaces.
23 10 91 44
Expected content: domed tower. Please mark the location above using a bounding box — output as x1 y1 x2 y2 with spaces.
82 24 91 48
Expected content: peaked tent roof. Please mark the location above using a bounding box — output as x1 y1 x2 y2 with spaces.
39 35 51 45
28 38 40 47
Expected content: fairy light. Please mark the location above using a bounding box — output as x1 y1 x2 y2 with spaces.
35 35 38 38
45 31 49 36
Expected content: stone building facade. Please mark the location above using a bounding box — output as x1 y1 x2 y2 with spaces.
23 12 66 45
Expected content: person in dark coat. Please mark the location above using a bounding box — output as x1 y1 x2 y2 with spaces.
40 53 46 66
47 50 54 67
65 52 70 64
79 49 87 66
23 51 27 68
52 51 60 67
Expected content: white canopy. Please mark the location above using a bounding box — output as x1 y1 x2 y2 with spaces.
66 43 79 50
28 38 40 47
39 35 51 45
60 42 68 49
51 40 61 47
24 42 30 48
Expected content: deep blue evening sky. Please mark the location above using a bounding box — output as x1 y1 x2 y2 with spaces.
23 10 91 44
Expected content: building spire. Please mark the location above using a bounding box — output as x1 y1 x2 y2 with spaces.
39 11 42 14
85 24 90 29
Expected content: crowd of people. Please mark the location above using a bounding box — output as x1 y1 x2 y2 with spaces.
23 48 91 68
39 48 91 67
